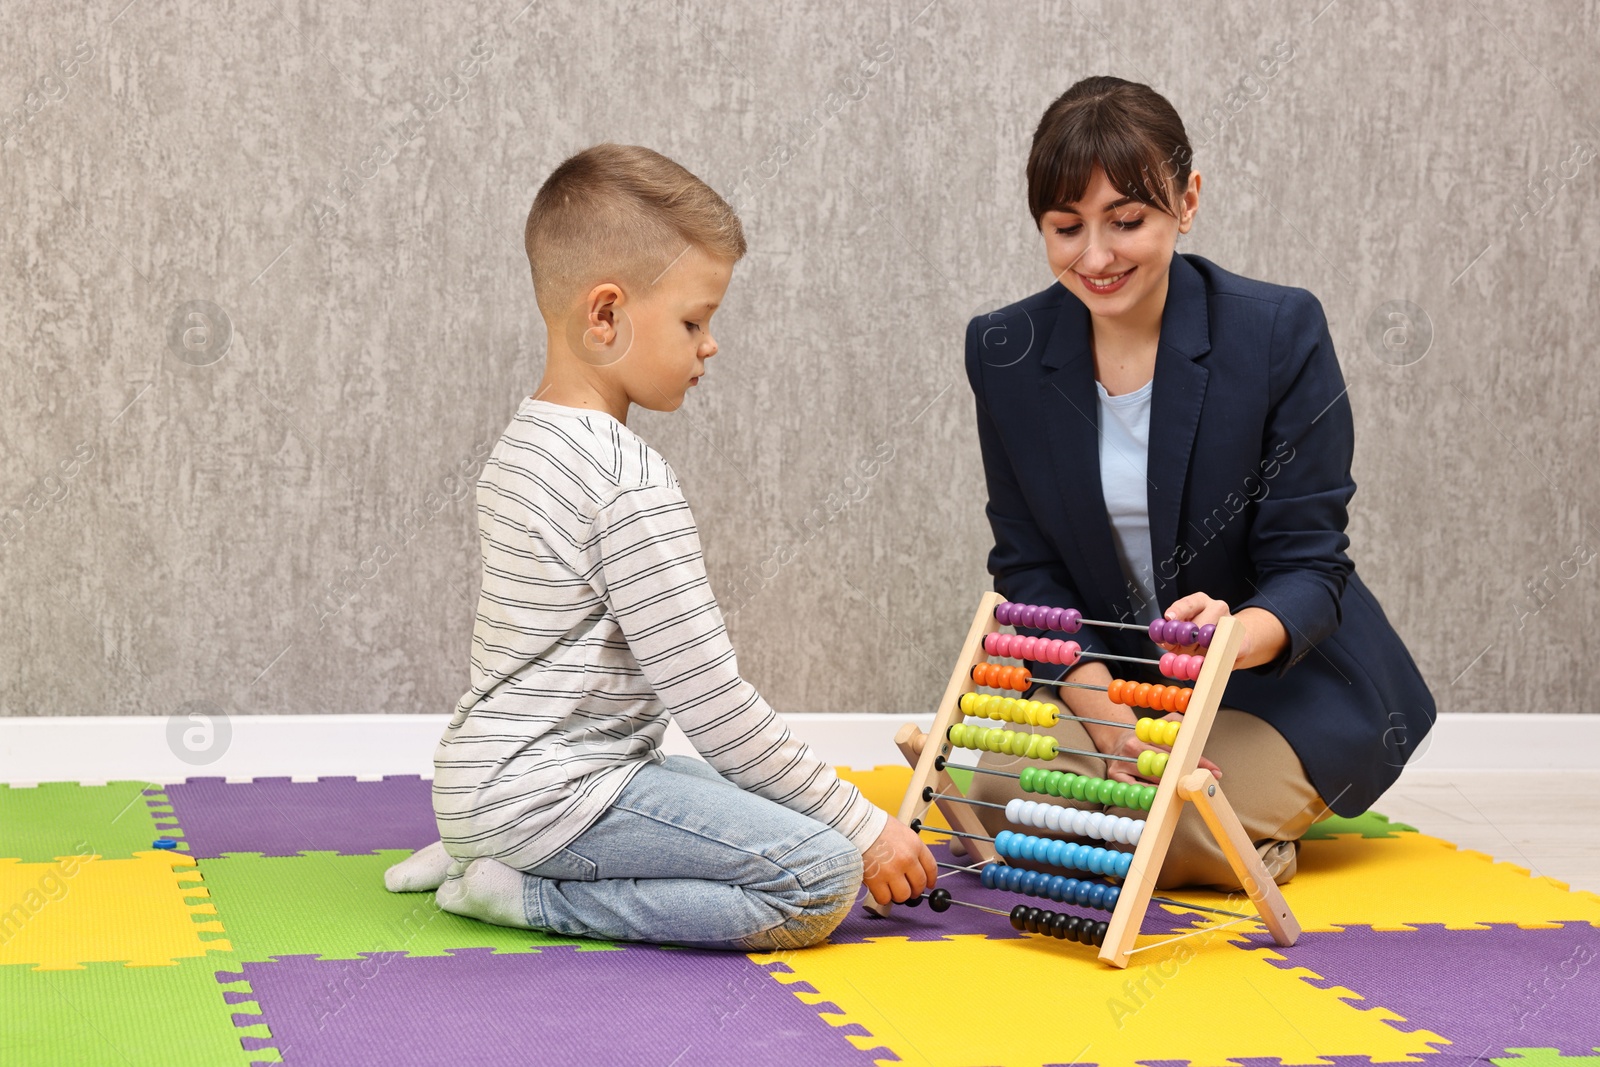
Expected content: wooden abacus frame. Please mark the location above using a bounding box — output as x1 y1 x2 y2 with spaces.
869 590 1300 968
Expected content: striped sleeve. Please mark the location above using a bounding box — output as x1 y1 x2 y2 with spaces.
593 481 888 855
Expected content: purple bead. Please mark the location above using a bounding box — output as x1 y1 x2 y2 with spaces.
1063 608 1082 633
1044 607 1063 630
1021 604 1038 628
1197 623 1215 649
1148 619 1166 643
1175 622 1199 646
996 602 1013 625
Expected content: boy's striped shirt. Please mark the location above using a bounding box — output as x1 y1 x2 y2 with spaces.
433 397 887 870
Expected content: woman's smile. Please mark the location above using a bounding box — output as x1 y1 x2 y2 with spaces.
1078 267 1135 294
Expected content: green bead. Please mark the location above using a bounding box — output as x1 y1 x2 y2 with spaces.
1110 782 1129 807
1140 785 1157 810
1019 767 1036 792
1048 772 1068 797
1097 779 1116 804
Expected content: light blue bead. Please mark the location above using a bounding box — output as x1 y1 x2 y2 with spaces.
1116 852 1134 878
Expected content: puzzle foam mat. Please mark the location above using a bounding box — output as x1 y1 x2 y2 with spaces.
2 768 1597 1066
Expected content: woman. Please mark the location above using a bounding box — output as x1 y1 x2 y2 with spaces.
965 76 1435 890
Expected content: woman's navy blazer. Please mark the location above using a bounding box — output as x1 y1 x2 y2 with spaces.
965 251 1436 817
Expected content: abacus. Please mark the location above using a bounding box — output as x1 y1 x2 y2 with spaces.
868 591 1300 969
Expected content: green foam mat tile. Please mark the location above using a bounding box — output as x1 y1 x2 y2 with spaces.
199 851 621 962
1302 809 1418 840
1496 1051 1600 1066
0 956 266 1067
0 781 171 862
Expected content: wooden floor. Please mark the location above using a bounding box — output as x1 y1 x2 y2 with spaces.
1373 770 1600 895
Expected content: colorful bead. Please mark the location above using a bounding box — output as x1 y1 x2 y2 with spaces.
1197 623 1215 648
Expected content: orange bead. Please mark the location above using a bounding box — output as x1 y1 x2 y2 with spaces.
970 663 987 686
1134 683 1154 709
1161 686 1179 713
1107 679 1124 704
1177 688 1192 712
1009 666 1029 692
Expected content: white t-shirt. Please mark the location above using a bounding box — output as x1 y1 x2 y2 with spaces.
1096 378 1161 626
432 398 887 870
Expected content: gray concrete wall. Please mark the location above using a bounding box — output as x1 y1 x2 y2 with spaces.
3 1 1595 723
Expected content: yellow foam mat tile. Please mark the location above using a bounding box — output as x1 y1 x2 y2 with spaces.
0 850 230 970
755 931 1447 1067
1282 832 1600 932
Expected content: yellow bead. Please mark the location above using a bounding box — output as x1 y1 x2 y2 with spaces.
1164 722 1180 746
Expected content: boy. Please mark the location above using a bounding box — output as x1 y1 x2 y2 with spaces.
384 143 935 950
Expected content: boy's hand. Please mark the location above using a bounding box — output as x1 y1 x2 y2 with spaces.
861 818 938 906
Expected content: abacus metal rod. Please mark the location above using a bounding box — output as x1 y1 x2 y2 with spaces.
1078 649 1185 668
950 735 1140 764
928 790 1009 811
936 896 1011 917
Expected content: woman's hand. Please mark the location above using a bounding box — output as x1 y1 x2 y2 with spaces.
1100 710 1223 786
1154 594 1289 672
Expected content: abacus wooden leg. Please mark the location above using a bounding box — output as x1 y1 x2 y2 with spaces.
1097 613 1247 968
893 723 966 858
865 590 1004 918
1176 768 1300 947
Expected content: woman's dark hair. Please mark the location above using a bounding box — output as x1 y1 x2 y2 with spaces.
1027 76 1192 227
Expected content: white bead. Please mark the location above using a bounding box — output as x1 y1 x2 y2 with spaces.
1128 821 1145 847
1044 804 1065 832
1006 799 1024 825
1115 817 1132 843
1085 811 1105 838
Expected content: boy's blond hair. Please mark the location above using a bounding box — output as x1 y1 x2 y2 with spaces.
524 143 746 318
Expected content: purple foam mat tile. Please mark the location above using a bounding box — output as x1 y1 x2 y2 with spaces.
1241 922 1600 1057
230 945 884 1066
161 775 438 857
828 844 1193 943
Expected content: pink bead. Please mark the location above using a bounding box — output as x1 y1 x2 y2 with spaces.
1061 641 1080 667
1159 652 1176 677
1003 634 1022 658
1189 655 1204 680
983 633 1000 655
1045 639 1066 664
1021 636 1039 659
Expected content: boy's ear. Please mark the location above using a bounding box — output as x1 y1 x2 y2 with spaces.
567 281 632 367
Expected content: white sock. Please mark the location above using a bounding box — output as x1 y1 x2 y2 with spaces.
434 856 532 928
383 840 454 893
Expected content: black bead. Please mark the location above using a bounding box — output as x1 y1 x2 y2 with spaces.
929 888 952 913
1009 904 1028 931
1092 921 1109 947
904 892 922 908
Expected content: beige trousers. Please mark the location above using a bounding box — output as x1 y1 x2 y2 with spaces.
963 688 1331 891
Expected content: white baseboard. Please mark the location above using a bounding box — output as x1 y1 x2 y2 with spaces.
0 712 1592 785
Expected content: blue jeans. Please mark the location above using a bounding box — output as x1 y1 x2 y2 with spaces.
499 755 863 951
